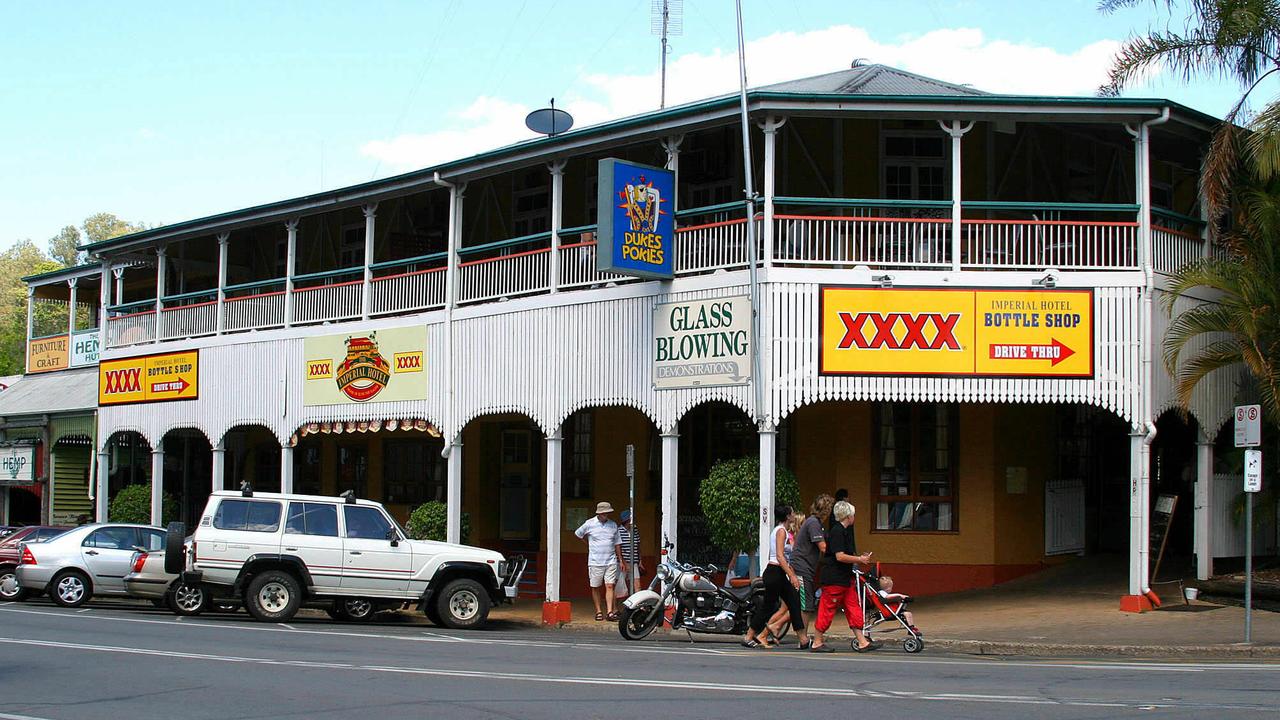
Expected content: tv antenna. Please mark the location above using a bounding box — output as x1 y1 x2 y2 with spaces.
524 98 574 137
651 0 683 109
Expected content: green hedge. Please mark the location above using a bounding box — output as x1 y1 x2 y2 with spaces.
698 456 800 556
406 501 470 544
108 483 176 525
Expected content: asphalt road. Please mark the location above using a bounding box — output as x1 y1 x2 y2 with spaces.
0 600 1277 719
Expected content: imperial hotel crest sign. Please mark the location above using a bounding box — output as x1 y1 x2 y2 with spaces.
303 326 427 405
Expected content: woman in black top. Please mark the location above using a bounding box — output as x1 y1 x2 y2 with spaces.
741 506 811 649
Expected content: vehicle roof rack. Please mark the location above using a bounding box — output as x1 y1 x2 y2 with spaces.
240 481 253 498
340 489 357 504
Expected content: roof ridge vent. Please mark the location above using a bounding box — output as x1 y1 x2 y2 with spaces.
851 58 871 68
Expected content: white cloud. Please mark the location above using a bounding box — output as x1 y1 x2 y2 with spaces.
361 25 1139 173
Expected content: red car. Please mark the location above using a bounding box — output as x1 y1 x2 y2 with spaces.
0 526 70 601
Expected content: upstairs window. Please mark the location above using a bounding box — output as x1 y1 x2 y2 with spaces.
880 131 947 202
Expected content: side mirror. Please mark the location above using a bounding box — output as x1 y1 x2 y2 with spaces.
386 528 400 547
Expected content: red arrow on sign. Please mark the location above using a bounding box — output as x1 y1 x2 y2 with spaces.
988 339 1076 366
150 377 190 394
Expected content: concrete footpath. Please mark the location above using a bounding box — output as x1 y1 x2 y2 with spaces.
488 559 1280 659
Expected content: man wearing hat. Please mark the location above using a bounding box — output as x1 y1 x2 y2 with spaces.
574 501 624 621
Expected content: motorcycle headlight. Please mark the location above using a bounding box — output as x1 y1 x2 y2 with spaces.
656 565 670 581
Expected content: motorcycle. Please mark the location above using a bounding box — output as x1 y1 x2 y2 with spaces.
617 540 786 642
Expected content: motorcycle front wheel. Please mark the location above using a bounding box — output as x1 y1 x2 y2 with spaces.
618 604 662 640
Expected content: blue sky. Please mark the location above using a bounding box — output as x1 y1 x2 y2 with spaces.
0 1 1265 250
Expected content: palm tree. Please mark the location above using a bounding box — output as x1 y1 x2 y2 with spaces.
1101 0 1280 215
1162 184 1280 424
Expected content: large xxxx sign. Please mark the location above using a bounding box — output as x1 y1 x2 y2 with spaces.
99 350 199 405
820 287 1093 378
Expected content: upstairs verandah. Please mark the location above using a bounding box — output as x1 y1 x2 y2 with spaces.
95 111 1214 350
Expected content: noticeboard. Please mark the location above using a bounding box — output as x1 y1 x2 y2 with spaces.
1150 493 1178 581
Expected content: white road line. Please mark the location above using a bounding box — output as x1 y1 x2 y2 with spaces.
1 606 1275 673
75 609 91 613
0 713 60 720
0 635 1267 712
279 623 297 631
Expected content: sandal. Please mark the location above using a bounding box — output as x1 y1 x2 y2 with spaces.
809 643 835 653
740 638 762 648
798 638 814 650
594 612 605 621
607 612 620 621
853 641 883 653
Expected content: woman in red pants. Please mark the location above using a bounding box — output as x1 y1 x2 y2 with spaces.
810 500 881 653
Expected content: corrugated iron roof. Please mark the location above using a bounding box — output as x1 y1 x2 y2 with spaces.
0 368 97 418
758 64 987 97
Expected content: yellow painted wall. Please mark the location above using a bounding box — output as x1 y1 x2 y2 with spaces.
786 402 1047 568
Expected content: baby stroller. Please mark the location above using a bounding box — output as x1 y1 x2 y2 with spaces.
854 564 924 653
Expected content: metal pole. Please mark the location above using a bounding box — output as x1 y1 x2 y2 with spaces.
1245 491 1253 643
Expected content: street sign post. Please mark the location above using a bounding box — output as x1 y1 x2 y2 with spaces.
1236 404 1263 643
1235 404 1261 447
625 444 637 598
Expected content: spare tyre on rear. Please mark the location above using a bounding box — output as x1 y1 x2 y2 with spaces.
164 522 187 574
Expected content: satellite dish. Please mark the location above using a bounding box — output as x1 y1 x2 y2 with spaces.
525 99 574 137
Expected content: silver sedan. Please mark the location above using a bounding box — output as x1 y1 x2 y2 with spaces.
15 524 165 608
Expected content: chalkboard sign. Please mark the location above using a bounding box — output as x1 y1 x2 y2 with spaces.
1150 493 1178 581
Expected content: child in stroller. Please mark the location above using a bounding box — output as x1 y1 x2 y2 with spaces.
875 575 920 635
856 565 925 653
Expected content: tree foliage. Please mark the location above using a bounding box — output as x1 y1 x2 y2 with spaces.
697 456 800 556
47 226 82 267
108 483 176 525
405 501 470 543
0 240 61 375
82 212 147 244
1101 0 1280 216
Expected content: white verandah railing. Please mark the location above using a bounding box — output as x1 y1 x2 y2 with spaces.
106 200 1205 347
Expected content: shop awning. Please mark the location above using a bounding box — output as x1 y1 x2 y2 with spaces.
0 367 97 418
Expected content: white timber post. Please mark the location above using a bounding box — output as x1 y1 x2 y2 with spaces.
545 430 563 602
757 423 777 574
446 434 463 544
23 287 33 374
760 117 786 268
660 430 679 561
939 120 974 271
211 440 226 493
284 219 299 327
96 448 110 521
361 204 377 320
548 161 565 293
154 246 167 342
67 277 78 338
1195 435 1215 580
280 443 294 494
98 264 111 351
113 267 124 306
661 135 684 212
215 232 229 335
1128 429 1152 598
150 447 165 526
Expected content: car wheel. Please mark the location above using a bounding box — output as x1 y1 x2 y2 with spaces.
0 566 28 602
340 598 376 622
244 570 302 622
434 578 490 630
50 570 92 608
167 582 209 616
